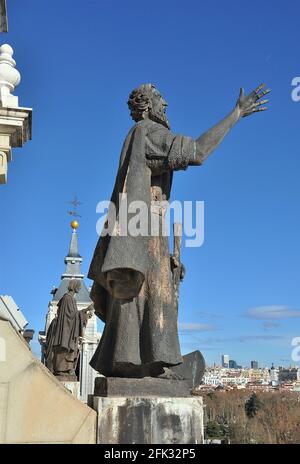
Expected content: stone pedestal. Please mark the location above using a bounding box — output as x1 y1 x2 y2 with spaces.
60 380 80 400
94 376 191 397
92 395 204 444
56 375 80 400
91 377 204 444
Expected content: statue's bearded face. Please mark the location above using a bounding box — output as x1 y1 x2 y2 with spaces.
128 84 170 129
150 89 170 129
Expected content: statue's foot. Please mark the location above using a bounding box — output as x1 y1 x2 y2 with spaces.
156 367 184 380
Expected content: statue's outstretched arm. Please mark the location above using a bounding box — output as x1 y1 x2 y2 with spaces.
190 84 270 166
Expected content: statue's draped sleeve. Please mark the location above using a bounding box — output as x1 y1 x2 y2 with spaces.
144 123 196 174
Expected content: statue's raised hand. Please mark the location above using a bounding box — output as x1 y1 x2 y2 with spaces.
236 83 270 118
83 303 95 318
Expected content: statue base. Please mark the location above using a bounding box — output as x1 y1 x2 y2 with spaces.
91 395 204 444
90 377 204 444
94 376 190 397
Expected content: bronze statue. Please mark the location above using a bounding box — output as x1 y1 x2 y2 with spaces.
45 279 94 377
88 83 270 379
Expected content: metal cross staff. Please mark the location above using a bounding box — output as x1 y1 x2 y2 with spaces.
172 223 184 313
0 0 8 33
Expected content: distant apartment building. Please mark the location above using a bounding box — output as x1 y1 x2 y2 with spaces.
203 365 272 388
203 371 248 388
251 360 258 369
221 376 249 387
248 368 270 383
221 354 229 368
278 367 298 382
203 373 222 387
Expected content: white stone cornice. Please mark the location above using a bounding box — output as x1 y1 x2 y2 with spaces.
0 44 32 184
0 106 32 184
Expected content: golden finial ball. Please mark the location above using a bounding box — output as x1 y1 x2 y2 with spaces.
71 220 79 230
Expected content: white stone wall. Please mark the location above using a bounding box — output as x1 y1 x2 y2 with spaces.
79 338 101 403
0 320 96 444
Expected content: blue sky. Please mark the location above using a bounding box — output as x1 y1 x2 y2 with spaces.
1 0 300 368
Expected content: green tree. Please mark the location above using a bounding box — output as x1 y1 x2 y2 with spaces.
245 393 262 419
205 420 225 439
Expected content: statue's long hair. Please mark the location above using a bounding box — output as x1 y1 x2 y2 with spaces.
128 83 155 117
128 83 170 129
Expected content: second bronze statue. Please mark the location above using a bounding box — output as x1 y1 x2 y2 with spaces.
45 279 94 378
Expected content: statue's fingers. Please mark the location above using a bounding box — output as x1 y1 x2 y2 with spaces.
253 107 268 113
255 83 266 94
254 99 269 107
256 89 271 100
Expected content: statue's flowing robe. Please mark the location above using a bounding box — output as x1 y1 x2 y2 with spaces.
51 292 87 374
88 119 196 377
44 317 57 371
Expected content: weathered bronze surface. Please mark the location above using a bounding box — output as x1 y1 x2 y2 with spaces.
89 83 270 379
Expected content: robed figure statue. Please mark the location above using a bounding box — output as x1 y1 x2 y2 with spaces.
45 279 94 377
88 83 270 379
